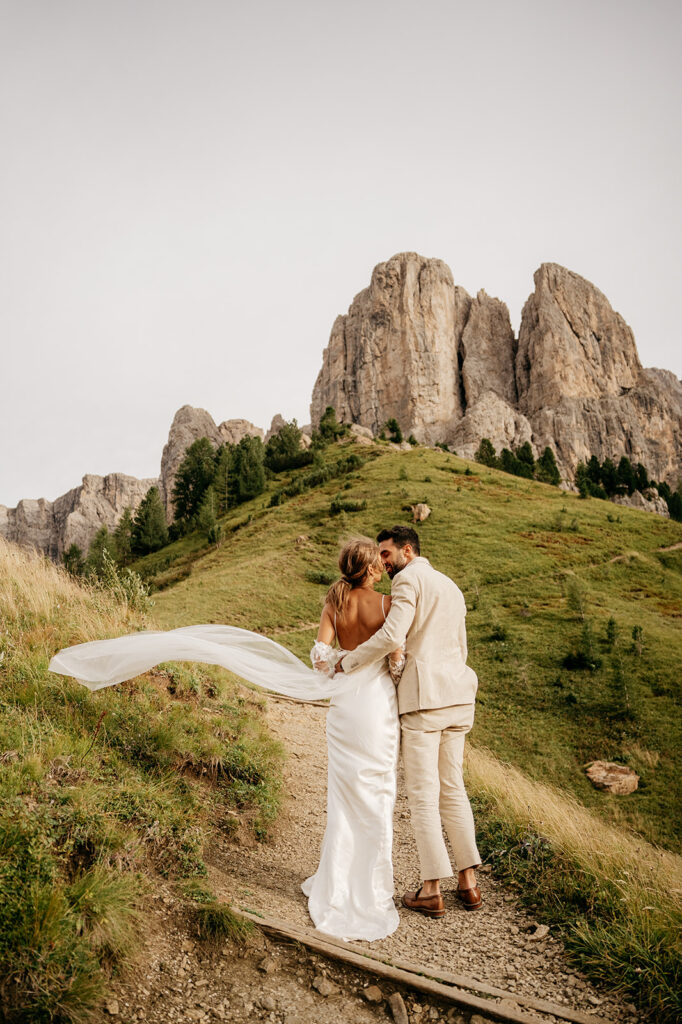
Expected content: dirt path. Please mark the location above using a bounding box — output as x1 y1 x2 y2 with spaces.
206 698 641 1024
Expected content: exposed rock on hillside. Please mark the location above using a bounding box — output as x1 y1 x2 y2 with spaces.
0 473 157 561
311 255 682 484
159 406 263 522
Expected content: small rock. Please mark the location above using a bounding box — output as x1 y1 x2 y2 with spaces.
260 995 276 1011
588 995 603 1006
503 895 515 902
312 975 339 997
388 992 409 1024
470 1016 489 1024
364 985 383 1003
258 957 277 974
181 939 194 952
428 1008 440 1020
105 1001 120 1017
529 924 550 941
585 760 639 795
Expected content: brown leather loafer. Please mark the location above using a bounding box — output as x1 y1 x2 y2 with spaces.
455 885 482 911
402 887 445 919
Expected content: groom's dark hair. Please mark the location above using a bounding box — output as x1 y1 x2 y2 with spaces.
376 525 420 555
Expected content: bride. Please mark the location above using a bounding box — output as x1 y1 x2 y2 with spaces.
305 536 404 941
48 536 404 942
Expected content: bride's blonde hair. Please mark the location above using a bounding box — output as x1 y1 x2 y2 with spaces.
325 536 382 616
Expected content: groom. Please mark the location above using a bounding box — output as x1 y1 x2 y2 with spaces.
336 525 481 917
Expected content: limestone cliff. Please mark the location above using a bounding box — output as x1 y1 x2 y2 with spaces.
158 405 263 522
311 254 682 484
2 405 266 558
0 473 158 561
517 265 682 481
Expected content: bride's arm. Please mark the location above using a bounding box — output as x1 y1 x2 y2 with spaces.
311 604 335 673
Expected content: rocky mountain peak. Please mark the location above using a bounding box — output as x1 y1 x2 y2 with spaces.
311 253 681 484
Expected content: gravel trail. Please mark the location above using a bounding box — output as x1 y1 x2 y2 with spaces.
207 698 642 1024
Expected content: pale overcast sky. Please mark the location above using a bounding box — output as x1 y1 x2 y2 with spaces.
1 0 680 507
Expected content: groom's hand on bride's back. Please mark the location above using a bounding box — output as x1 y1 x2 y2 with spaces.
334 659 345 674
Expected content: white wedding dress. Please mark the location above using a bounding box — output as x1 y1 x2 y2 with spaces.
304 641 401 941
48 622 403 942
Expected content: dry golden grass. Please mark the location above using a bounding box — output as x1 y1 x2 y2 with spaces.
467 744 682 916
0 534 148 648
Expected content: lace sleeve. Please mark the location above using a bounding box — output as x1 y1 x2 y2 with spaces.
310 641 342 678
388 642 406 685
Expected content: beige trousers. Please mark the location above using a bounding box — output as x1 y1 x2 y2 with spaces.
400 703 480 881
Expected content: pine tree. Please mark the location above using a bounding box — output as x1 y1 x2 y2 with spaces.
617 456 636 495
668 490 682 522
600 458 618 496
131 486 169 554
172 437 216 524
318 406 347 442
634 462 649 492
197 485 222 545
214 443 233 514
474 438 497 467
587 455 602 483
114 506 134 565
62 543 85 576
536 446 560 485
85 526 118 577
232 435 266 503
516 441 535 470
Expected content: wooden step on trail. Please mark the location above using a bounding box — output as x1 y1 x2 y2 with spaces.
234 907 611 1024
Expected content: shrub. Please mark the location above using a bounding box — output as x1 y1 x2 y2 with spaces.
384 418 403 443
329 495 367 516
265 420 314 473
95 550 155 613
305 568 337 586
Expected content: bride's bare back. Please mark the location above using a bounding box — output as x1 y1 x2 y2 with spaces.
317 588 390 652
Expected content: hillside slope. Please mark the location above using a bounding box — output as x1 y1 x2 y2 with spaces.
141 440 682 850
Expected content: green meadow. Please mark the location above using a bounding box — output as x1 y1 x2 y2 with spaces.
2 437 681 1022
145 440 682 852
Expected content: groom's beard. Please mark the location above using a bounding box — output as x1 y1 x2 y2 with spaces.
385 553 408 578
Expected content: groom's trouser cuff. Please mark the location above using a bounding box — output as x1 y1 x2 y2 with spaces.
401 703 481 881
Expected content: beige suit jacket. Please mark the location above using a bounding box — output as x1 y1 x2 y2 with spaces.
341 557 478 715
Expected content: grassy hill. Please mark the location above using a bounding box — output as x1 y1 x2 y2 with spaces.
3 437 681 1022
134 438 682 1021
141 439 682 851
0 538 280 1022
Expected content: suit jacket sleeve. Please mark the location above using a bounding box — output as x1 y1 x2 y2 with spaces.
341 573 418 674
